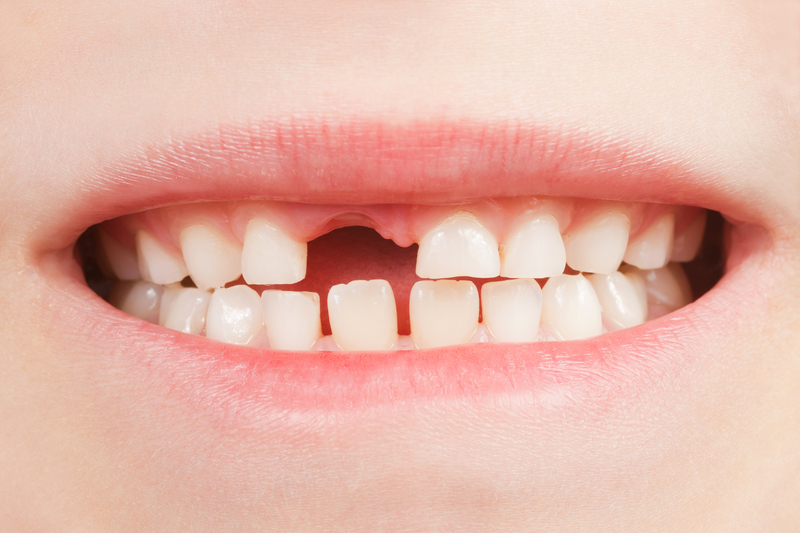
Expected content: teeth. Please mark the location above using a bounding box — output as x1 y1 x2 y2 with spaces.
671 211 707 262
623 213 675 270
480 279 542 343
500 214 566 279
241 218 307 285
416 214 500 279
623 263 692 317
136 230 189 285
108 281 163 324
180 224 243 290
262 290 322 351
563 211 630 275
327 280 398 351
158 283 184 324
160 287 212 334
98 230 141 280
587 272 647 330
540 274 603 340
205 286 263 345
410 280 479 349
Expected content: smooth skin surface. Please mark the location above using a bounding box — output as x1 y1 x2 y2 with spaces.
1 1 799 531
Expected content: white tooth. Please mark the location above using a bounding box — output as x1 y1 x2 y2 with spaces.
587 272 647 330
136 230 188 285
98 230 141 280
481 279 542 343
262 290 322 351
563 211 630 274
416 214 500 279
500 214 566 279
158 283 184 325
410 280 479 349
161 288 212 334
623 263 692 316
671 211 707 262
205 286 263 345
241 218 307 285
180 224 243 290
540 274 602 340
328 280 398 351
108 281 163 324
623 213 675 270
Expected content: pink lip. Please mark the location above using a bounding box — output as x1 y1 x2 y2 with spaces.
34 119 772 418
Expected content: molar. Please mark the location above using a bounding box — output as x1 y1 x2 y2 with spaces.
623 213 675 270
481 279 542 343
241 218 307 285
671 211 707 262
540 274 603 340
180 224 243 290
160 287 212 335
587 271 647 330
500 214 566 279
108 281 163 324
136 230 189 285
410 280 479 349
563 211 630 275
205 286 264 345
416 213 500 279
262 290 322 351
327 280 398 351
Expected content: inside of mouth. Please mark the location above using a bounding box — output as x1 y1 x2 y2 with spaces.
78 198 725 351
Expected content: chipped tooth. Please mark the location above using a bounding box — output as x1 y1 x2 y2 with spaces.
587 272 647 330
262 290 322 351
136 230 188 285
108 281 163 324
671 211 707 262
500 214 566 279
242 218 307 285
205 285 263 345
540 274 603 341
622 263 692 317
180 224 243 290
481 279 542 343
410 280 479 349
328 280 398 351
161 288 212 334
563 211 630 275
416 213 500 279
623 213 675 270
98 230 141 280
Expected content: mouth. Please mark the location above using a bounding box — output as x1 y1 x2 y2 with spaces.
33 119 772 412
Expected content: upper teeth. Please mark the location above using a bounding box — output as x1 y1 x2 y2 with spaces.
415 213 500 279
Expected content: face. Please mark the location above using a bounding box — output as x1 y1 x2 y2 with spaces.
2 1 799 530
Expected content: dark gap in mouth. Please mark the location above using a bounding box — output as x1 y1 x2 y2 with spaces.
682 210 725 297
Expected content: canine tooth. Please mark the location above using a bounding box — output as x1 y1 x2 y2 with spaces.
416 214 500 279
262 290 322 351
623 213 675 270
160 288 211 334
563 211 630 274
587 272 647 330
327 280 398 351
500 214 566 279
242 218 307 285
540 274 603 340
98 230 141 280
205 286 263 345
108 281 163 324
410 280 479 349
481 279 542 343
623 263 692 315
136 230 188 285
179 224 243 290
671 211 707 262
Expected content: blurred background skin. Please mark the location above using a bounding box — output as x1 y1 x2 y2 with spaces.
1 1 800 530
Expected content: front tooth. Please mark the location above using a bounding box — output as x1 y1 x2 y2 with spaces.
623 263 692 317
671 211 707 262
587 272 647 330
180 224 243 290
416 214 500 279
623 213 675 270
98 230 141 280
205 286 263 345
327 280 398 351
136 230 189 285
500 214 566 279
540 274 602 340
241 218 307 285
160 288 212 334
108 281 163 324
262 290 322 351
563 211 630 274
409 280 479 349
481 279 542 343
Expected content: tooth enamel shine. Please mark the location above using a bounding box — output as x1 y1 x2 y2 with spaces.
410 280 480 349
481 279 543 343
563 211 630 275
328 280 398 351
136 230 189 285
242 218 307 285
262 290 322 351
500 214 566 279
161 288 212 335
587 272 647 330
205 286 264 346
540 274 603 341
623 213 675 270
108 281 164 324
180 224 243 290
416 214 500 279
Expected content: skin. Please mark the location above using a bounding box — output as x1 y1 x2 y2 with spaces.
1 1 799 531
